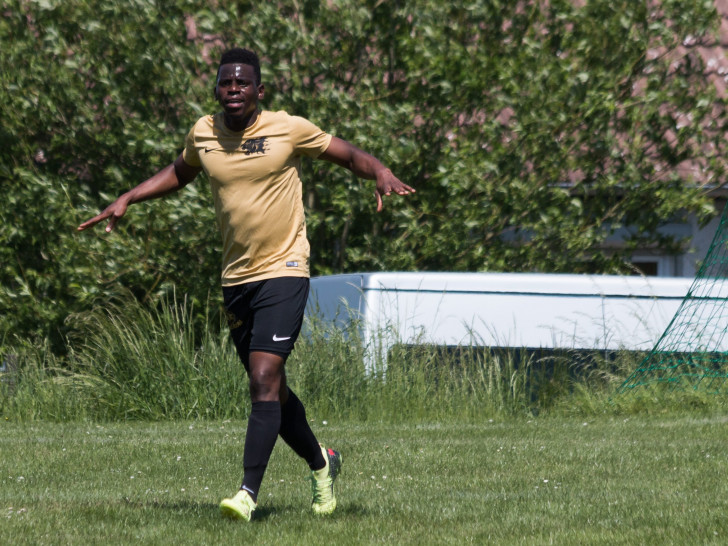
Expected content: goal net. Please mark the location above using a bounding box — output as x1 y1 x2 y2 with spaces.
620 204 728 393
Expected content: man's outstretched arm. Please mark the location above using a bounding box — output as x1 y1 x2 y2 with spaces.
77 154 202 232
319 137 415 212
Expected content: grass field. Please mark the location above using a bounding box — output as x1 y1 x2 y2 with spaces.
3 416 728 545
4 297 728 543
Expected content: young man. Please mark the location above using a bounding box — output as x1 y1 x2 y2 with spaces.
77 48 415 521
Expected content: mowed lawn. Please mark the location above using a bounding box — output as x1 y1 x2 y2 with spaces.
2 415 728 545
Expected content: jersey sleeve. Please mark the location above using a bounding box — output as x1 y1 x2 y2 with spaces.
287 115 333 158
182 123 202 168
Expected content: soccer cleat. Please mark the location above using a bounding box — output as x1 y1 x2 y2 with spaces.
219 489 257 521
309 444 342 515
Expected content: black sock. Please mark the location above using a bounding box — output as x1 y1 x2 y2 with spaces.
241 400 281 502
280 389 326 471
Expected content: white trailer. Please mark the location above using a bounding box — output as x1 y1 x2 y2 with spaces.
306 272 694 367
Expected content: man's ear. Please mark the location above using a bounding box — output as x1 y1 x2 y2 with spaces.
257 83 265 99
214 85 220 100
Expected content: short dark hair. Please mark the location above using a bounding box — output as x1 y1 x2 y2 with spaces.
217 48 261 84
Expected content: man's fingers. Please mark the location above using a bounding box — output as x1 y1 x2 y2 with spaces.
381 183 415 196
77 215 104 231
77 210 116 232
390 182 415 195
375 179 415 211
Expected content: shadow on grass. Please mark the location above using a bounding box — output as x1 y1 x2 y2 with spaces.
122 497 219 515
253 503 369 521
121 497 370 522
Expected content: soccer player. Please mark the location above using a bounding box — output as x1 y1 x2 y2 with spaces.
77 47 415 521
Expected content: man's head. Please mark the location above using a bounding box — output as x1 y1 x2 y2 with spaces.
216 48 261 85
215 47 264 130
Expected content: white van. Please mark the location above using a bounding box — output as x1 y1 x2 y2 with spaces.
307 272 694 369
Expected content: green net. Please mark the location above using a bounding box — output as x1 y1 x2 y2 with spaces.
620 205 728 393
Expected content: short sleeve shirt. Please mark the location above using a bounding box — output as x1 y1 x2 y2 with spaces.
183 110 332 286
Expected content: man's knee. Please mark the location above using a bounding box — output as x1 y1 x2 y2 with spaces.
248 352 285 401
248 368 279 399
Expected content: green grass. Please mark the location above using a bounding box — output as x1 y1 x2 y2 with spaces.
2 416 728 545
4 294 728 543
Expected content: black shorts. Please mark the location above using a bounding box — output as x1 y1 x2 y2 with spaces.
222 277 310 369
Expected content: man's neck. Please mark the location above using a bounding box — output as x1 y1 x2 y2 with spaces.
224 109 260 132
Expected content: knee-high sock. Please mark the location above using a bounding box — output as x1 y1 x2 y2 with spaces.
279 389 326 471
241 401 281 502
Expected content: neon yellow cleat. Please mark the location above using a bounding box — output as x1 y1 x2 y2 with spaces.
309 444 342 515
219 489 257 521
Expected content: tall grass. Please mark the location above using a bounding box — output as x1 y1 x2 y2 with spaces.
2 294 249 421
3 293 726 422
71 294 251 420
0 337 97 421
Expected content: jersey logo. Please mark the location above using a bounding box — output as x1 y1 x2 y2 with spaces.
225 310 243 330
272 334 291 342
240 137 268 155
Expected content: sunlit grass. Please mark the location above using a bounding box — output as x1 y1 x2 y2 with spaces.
4 295 728 542
2 418 728 544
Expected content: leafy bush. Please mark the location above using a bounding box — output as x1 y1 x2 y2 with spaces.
1 0 724 350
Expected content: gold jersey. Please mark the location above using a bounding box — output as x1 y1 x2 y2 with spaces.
182 110 332 286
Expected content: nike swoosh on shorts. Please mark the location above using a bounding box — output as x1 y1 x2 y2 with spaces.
272 334 291 342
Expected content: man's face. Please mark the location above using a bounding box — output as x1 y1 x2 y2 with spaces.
215 63 263 122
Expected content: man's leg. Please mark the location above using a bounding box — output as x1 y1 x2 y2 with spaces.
221 277 341 518
278 383 341 515
240 351 285 502
220 350 284 521
279 387 326 471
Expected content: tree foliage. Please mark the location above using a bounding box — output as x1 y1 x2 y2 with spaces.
1 0 725 347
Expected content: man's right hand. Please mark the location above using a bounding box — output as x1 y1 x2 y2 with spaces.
77 197 130 232
75 155 201 234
